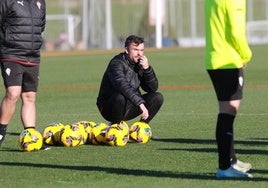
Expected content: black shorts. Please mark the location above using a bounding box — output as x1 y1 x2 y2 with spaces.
0 61 39 92
207 68 244 101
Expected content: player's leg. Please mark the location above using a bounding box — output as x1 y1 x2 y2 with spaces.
0 86 22 146
21 65 39 129
98 93 127 124
0 86 22 124
123 92 163 123
0 62 23 146
140 92 163 123
218 99 252 172
208 68 252 178
217 99 240 169
122 101 140 121
21 91 37 128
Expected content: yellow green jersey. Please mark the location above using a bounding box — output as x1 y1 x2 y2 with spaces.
205 0 252 70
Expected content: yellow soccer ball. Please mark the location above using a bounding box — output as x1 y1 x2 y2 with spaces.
129 122 152 144
52 129 63 146
60 124 84 147
19 128 43 152
42 122 64 145
76 120 96 144
72 122 88 145
88 123 109 145
105 123 129 146
119 121 129 133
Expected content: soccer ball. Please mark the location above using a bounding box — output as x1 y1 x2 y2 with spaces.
19 128 43 152
88 122 109 145
76 120 96 144
52 129 64 146
77 120 96 134
119 121 129 133
60 124 84 147
72 122 88 145
129 122 152 144
105 123 129 146
42 122 65 145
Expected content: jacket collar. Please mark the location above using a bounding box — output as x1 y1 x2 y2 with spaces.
123 52 136 66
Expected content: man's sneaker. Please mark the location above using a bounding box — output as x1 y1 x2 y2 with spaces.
0 126 7 147
0 134 6 147
216 166 253 179
232 160 252 173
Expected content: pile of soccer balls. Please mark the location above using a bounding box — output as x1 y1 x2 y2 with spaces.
18 121 152 152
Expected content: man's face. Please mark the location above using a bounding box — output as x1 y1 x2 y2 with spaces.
125 42 144 63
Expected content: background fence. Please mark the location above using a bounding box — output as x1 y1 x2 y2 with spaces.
44 0 268 51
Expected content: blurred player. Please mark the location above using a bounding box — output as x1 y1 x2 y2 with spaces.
205 0 253 178
0 0 46 146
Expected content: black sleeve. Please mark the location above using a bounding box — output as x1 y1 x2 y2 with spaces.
41 0 46 32
107 60 145 106
0 0 9 27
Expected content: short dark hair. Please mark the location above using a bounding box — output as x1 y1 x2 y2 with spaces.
124 35 144 48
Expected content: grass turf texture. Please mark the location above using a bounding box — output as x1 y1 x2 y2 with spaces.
0 45 267 187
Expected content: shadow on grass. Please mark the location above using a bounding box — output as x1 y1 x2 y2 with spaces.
152 138 268 146
7 132 20 136
0 161 267 181
159 148 268 155
154 138 268 155
250 137 268 141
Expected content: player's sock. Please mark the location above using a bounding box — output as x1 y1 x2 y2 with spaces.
24 126 35 130
230 139 237 164
0 124 8 146
216 113 235 170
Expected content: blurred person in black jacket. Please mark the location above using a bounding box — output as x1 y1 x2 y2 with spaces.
97 35 163 125
0 0 46 146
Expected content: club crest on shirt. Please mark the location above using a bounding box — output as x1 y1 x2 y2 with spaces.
37 1 41 9
5 68 11 76
17 0 24 6
239 76 243 87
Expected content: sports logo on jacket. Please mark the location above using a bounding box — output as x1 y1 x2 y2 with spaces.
37 1 42 9
17 1 24 6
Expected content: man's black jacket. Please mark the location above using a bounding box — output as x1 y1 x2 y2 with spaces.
97 52 159 108
0 0 46 63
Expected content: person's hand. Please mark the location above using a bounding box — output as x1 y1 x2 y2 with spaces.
139 103 149 120
138 55 149 70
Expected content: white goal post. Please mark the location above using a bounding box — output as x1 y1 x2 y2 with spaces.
45 14 81 49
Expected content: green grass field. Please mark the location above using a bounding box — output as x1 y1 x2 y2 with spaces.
0 45 267 187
